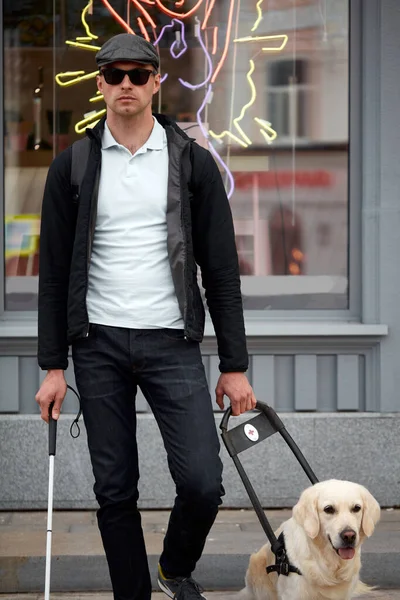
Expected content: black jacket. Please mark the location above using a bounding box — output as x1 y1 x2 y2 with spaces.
37 114 248 373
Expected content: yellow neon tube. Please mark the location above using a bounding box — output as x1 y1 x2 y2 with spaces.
75 109 107 134
81 0 98 39
209 131 249 148
254 118 278 143
234 33 288 52
65 40 101 51
252 0 264 32
56 70 98 87
90 93 104 103
209 59 258 147
232 60 257 146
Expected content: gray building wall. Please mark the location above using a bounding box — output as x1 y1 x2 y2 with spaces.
1 0 400 509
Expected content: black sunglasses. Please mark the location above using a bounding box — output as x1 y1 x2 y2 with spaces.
100 67 157 86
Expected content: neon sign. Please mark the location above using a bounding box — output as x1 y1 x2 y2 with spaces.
208 0 288 149
208 59 278 148
55 0 288 195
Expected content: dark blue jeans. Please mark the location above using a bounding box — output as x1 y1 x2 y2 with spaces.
72 325 224 600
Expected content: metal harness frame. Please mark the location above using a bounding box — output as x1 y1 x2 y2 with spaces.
220 401 319 577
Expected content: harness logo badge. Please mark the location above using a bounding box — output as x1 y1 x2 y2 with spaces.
244 424 259 442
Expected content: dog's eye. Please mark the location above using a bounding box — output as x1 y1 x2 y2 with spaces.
324 505 336 514
352 504 362 513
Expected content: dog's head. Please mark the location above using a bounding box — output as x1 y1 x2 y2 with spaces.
292 479 380 560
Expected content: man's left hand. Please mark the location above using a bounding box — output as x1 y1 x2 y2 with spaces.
215 372 257 416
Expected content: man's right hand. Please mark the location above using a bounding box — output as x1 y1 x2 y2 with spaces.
35 370 67 423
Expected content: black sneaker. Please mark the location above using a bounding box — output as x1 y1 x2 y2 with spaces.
158 564 207 599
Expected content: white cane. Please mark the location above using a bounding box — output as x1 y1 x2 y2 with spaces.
44 403 57 600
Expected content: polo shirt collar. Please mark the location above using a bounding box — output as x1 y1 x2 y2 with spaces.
145 117 165 150
102 117 165 151
102 121 117 150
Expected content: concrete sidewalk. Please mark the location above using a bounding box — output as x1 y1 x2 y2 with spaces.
1 509 399 593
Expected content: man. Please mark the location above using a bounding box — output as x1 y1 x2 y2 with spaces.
35 33 256 600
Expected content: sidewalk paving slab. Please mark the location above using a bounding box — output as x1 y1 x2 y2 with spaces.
1 509 399 593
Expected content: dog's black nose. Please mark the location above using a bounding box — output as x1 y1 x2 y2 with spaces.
340 529 356 545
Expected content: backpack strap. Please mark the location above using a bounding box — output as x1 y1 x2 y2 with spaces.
71 137 91 204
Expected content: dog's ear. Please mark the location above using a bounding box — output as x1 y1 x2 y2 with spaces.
361 488 381 537
293 486 320 539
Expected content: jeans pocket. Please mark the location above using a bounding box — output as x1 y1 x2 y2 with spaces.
71 323 97 354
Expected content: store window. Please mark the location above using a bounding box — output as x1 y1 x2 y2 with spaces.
3 0 349 312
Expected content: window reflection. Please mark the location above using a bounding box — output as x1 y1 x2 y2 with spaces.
3 0 349 311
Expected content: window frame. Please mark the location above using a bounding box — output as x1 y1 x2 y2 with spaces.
0 0 361 324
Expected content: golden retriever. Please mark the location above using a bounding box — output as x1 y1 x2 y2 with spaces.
238 479 380 600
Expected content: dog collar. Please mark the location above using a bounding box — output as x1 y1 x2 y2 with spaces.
266 532 302 577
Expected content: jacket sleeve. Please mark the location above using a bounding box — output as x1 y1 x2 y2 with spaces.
191 148 249 373
37 149 75 370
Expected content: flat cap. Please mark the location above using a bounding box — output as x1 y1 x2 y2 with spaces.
96 33 159 70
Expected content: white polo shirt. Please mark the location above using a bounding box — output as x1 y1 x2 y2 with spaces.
86 118 184 330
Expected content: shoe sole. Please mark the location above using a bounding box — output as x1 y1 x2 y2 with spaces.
157 576 208 599
157 577 175 598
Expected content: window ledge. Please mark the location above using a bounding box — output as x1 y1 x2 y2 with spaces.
205 321 388 337
0 320 388 339
0 321 38 338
